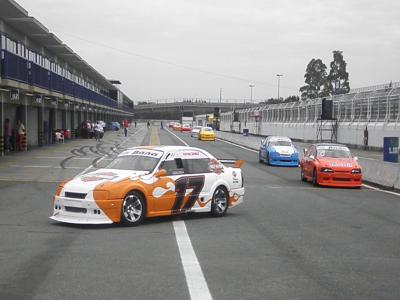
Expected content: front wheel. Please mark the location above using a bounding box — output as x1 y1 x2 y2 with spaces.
301 167 306 182
211 186 228 217
120 191 146 226
312 169 319 186
265 153 270 165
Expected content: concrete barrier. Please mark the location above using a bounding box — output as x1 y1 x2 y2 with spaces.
216 131 400 190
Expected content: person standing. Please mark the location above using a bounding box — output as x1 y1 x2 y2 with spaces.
134 121 137 128
147 121 150 129
16 120 25 151
123 119 128 137
4 118 12 152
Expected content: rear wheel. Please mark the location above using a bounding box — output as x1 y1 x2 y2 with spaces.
211 186 228 217
120 191 146 226
312 169 319 186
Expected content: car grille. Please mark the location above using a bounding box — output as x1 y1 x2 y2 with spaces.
65 192 87 199
64 206 87 213
333 178 351 181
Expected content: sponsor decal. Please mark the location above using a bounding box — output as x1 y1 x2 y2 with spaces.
81 171 119 182
121 149 163 158
209 159 224 174
328 162 352 167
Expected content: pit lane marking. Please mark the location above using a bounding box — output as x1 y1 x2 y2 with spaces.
163 128 213 300
173 221 212 300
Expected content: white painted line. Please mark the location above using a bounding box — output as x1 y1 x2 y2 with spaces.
173 221 212 300
217 137 400 197
165 128 189 146
216 138 258 153
362 183 400 197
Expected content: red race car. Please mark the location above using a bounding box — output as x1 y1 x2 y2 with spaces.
180 124 192 132
300 143 362 188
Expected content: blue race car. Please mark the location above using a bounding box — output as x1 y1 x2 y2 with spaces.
259 136 299 166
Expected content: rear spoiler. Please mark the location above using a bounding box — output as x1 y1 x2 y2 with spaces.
219 159 245 168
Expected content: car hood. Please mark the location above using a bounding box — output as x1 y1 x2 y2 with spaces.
271 146 296 155
63 169 149 193
317 157 359 169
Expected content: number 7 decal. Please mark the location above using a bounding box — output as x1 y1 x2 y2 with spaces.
172 175 205 213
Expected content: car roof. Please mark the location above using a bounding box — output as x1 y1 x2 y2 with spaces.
128 145 209 153
267 136 292 141
314 143 348 148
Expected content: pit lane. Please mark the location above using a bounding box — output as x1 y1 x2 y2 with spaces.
1 125 400 299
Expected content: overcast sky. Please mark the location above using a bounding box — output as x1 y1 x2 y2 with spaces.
17 0 400 102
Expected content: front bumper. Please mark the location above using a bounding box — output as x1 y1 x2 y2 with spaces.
269 154 299 166
317 173 362 187
199 135 215 141
229 187 245 207
50 196 114 224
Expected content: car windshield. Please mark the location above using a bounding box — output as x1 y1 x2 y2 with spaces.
105 155 160 171
317 148 351 158
269 140 292 147
203 128 213 132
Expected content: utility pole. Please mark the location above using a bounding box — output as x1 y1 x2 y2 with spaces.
249 84 255 104
219 88 222 103
276 74 283 100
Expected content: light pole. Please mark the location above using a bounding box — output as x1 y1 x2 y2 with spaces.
276 74 283 100
219 88 222 103
249 84 255 104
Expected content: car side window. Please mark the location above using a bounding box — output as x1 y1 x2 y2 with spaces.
183 158 212 174
160 158 184 176
309 147 317 158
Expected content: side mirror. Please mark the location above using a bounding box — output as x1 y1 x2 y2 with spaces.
303 148 308 155
155 169 167 178
353 156 358 161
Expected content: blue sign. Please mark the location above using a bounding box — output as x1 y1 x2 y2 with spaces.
383 137 399 163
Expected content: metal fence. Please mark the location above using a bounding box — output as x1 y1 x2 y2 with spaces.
221 85 400 124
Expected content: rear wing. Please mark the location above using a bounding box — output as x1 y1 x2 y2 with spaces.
219 159 245 168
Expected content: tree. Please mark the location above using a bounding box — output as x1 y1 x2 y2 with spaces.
327 50 350 95
299 58 330 101
283 95 300 103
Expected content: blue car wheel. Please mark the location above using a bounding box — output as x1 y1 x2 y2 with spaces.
259 151 263 163
265 152 270 165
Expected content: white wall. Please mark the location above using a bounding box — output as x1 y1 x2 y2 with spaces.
220 119 400 149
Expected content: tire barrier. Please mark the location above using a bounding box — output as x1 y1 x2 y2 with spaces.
38 131 45 146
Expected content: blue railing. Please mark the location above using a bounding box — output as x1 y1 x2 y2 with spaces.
1 50 126 111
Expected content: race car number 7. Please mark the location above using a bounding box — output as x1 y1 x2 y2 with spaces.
172 175 205 212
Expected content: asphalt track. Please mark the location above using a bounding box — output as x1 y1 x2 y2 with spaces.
0 125 400 299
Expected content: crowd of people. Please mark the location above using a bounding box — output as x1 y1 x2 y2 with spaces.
3 119 26 152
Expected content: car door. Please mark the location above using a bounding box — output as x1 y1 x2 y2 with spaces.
304 146 316 177
154 155 185 213
259 138 268 160
155 150 216 213
180 155 216 211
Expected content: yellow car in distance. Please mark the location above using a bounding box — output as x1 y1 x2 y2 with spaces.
198 127 216 141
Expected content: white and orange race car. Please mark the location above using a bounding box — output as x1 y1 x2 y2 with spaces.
51 146 245 226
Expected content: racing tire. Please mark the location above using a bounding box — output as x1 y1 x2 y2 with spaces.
120 191 146 226
211 186 229 217
301 167 306 182
265 153 270 165
312 169 319 186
